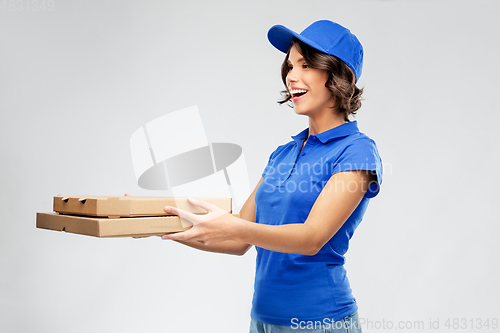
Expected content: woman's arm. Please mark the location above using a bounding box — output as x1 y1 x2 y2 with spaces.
169 177 263 256
163 171 374 255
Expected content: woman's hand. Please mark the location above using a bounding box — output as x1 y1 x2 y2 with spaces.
162 197 240 245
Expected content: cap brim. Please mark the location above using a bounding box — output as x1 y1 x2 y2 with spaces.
267 24 327 55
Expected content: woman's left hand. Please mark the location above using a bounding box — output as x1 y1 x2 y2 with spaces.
161 197 239 245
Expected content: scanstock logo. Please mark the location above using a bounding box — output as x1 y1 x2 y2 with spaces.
130 105 250 225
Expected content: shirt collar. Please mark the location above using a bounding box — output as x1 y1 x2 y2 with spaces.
291 121 359 145
291 128 309 145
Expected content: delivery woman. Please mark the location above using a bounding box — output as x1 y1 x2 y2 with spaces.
162 20 383 333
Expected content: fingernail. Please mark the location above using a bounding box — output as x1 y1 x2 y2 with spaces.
161 235 168 240
164 206 170 212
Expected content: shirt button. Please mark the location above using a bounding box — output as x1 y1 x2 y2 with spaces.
302 153 306 156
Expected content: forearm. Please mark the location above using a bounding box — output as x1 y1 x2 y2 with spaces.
165 172 368 255
231 172 370 255
233 220 323 256
174 239 251 256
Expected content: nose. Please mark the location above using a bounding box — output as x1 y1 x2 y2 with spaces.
286 67 298 86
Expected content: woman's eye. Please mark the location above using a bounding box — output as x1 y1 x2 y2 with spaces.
303 64 309 69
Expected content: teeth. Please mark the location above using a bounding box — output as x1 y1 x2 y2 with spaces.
290 89 307 94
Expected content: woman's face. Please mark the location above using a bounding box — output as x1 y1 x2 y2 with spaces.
286 45 335 117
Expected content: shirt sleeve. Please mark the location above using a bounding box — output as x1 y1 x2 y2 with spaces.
261 149 278 178
261 143 290 178
331 138 383 198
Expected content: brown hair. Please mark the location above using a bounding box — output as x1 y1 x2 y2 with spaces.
278 38 363 122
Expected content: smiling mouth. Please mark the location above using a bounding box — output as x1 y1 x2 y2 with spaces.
290 89 308 99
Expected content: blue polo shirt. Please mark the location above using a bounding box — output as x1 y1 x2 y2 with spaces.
251 121 383 325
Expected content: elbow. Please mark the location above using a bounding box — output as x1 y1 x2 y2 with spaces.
300 243 322 256
301 235 327 255
232 249 246 256
303 248 320 256
296 229 325 256
232 244 252 256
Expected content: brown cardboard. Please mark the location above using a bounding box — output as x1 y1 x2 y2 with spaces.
53 195 232 218
36 212 191 238
37 212 241 238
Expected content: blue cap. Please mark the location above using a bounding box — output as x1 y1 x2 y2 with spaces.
268 20 363 82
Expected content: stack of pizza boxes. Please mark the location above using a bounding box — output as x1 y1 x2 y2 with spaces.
36 195 232 238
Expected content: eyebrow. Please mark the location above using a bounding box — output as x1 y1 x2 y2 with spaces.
287 56 305 65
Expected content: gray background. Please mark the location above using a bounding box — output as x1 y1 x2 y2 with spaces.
1 0 499 332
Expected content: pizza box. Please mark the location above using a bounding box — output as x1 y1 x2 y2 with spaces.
53 195 232 218
36 212 241 238
36 212 191 238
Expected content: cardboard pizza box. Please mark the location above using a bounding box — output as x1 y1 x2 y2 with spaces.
53 195 232 218
36 212 241 238
36 212 190 238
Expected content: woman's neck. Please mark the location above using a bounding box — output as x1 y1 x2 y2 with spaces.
307 111 346 136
